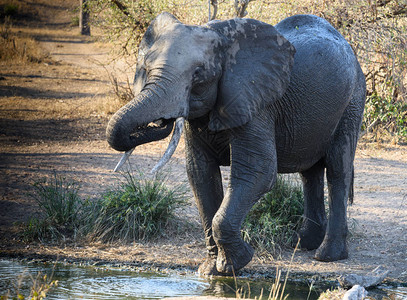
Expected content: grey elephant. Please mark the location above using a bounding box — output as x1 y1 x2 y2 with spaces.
106 12 366 276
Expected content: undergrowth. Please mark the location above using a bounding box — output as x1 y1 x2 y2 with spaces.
24 171 303 256
242 175 304 255
83 172 187 242
24 172 83 242
23 171 188 243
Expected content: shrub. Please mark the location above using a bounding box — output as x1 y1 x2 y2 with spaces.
363 92 407 141
83 172 188 242
24 172 83 242
3 3 18 17
242 175 304 255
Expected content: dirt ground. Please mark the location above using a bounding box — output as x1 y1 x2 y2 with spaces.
0 0 406 285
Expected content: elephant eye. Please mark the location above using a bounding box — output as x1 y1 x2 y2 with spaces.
193 65 206 82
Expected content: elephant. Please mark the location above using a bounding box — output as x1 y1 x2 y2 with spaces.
106 12 366 276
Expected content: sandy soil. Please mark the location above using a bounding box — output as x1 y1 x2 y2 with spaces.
0 0 406 285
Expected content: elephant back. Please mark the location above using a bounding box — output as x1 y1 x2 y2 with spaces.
275 14 359 104
273 15 362 172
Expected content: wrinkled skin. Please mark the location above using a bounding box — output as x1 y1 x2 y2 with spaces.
106 13 366 276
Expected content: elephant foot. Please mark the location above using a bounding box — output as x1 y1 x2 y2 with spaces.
216 240 254 275
295 220 326 250
314 239 348 262
198 256 220 276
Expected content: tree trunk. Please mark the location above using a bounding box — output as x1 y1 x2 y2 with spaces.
80 0 90 36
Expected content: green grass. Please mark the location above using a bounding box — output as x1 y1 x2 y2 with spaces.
24 171 303 252
242 175 304 255
82 172 188 243
24 171 188 244
23 172 83 242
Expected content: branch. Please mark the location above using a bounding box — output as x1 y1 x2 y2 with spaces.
109 0 147 28
110 0 132 19
110 0 152 34
385 4 407 17
209 0 218 21
377 0 392 7
234 0 254 18
360 118 381 138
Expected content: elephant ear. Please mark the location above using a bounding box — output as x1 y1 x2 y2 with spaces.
207 18 295 131
133 13 181 94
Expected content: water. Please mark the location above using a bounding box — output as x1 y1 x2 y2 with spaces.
1 259 405 299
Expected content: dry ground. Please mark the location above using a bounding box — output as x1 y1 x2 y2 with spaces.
0 0 406 284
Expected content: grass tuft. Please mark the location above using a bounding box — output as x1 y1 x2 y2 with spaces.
24 171 188 244
23 172 83 242
242 175 303 255
83 172 188 243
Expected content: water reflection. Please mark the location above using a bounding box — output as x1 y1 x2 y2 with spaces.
1 259 405 299
204 277 320 300
0 259 208 299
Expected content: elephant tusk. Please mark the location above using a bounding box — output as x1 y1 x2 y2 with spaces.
151 117 185 174
114 148 134 172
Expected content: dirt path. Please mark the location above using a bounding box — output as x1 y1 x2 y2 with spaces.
0 0 406 284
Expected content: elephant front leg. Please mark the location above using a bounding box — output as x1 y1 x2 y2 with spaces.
188 161 224 276
185 132 226 275
212 125 277 274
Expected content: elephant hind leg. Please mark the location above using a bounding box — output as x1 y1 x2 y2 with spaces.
315 148 352 262
315 101 363 261
297 159 327 250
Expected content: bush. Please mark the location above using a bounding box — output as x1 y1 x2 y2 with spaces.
83 172 188 242
363 91 407 141
24 172 83 242
242 175 304 255
3 3 18 17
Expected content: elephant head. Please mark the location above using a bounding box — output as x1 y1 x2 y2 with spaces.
106 12 295 171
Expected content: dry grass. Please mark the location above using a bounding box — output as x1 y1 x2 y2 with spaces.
0 19 48 63
317 288 347 300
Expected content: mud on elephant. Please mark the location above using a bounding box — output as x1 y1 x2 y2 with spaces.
106 13 366 276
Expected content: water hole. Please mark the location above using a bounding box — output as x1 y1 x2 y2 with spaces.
0 259 406 299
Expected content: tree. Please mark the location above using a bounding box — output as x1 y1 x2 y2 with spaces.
80 0 91 36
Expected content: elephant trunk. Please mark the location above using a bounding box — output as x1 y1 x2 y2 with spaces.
106 89 178 152
107 78 189 172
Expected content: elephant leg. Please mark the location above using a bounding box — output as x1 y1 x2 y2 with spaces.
315 103 363 261
185 122 226 276
314 157 351 261
314 76 365 261
212 120 277 274
297 160 327 250
187 160 224 276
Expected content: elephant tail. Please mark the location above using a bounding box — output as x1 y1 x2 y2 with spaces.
349 166 354 205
